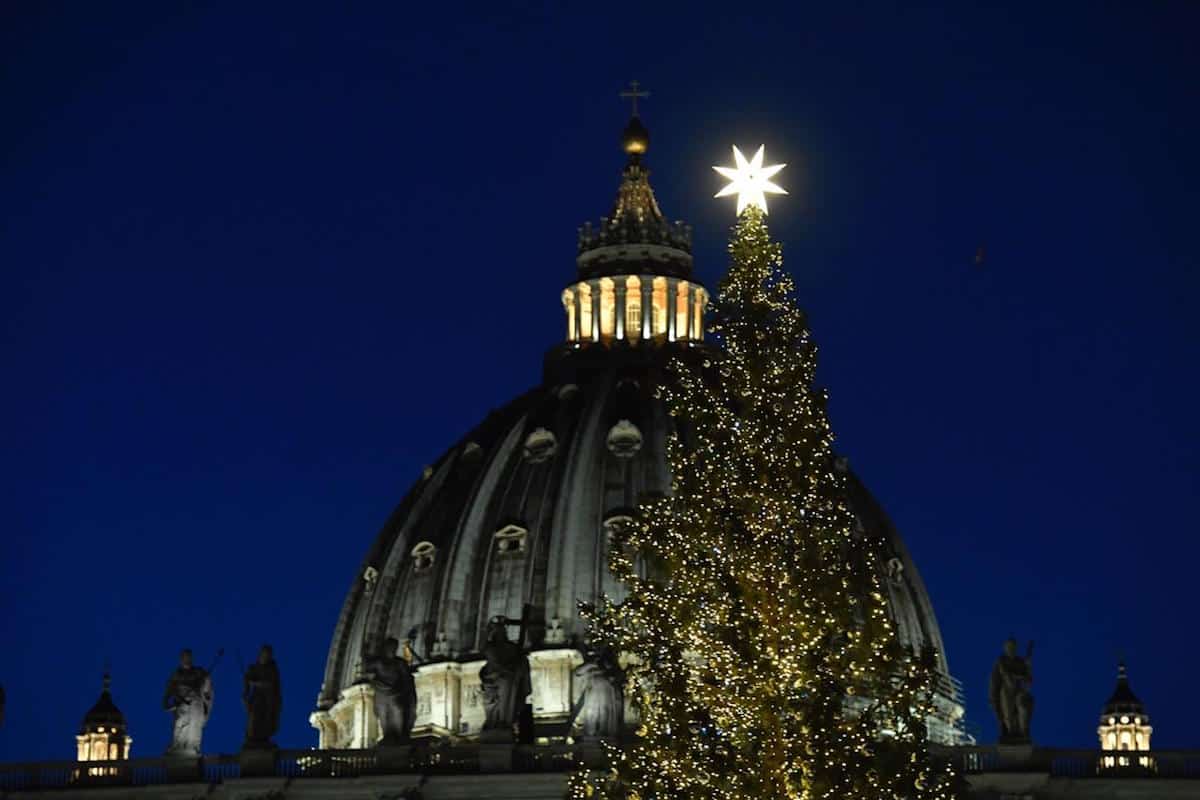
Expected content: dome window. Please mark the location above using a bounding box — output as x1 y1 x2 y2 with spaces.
886 557 905 583
625 276 642 338
606 419 643 458
603 512 637 545
523 428 557 463
651 277 668 337
494 523 528 555
674 280 690 340
562 288 577 341
362 565 380 594
599 277 616 340
461 442 483 461
411 541 437 573
578 283 594 341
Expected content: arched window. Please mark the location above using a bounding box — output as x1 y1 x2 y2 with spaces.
651 278 668 337
562 289 576 341
675 280 689 340
599 278 615 340
411 541 436 573
523 428 557 463
494 523 528 555
607 419 643 458
625 276 641 339
578 283 593 340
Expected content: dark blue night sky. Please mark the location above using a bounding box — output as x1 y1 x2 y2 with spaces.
2 1 1197 761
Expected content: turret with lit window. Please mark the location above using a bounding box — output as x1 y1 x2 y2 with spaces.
75 671 131 775
1097 661 1154 775
562 114 708 348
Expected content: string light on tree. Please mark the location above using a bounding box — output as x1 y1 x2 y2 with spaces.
570 151 953 799
713 145 787 215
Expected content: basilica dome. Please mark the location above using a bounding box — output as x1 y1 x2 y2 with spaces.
311 118 967 748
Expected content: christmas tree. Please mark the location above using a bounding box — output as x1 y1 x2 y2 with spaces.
571 192 955 799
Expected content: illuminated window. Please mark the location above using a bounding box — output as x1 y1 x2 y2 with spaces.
108 743 117 760
1106 732 1116 749
411 541 436 573
1119 731 1131 749
92 740 106 760
578 283 593 340
625 276 641 339
692 289 704 339
523 427 557 463
651 278 668 337
562 289 576 341
494 523 528 555
599 278 615 339
675 281 689 340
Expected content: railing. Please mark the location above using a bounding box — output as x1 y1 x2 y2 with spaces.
930 745 1200 779
277 749 378 778
3 745 1199 792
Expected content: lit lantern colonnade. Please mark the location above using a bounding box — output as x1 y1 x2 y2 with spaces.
562 275 707 345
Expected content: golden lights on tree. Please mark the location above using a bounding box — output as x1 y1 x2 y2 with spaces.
570 194 954 799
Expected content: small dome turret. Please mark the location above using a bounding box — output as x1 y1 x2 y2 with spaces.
77 671 132 765
1097 661 1154 775
563 95 706 352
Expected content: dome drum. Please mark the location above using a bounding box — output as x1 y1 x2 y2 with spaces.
562 275 708 346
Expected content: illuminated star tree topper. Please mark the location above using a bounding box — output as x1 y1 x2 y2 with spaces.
713 144 787 215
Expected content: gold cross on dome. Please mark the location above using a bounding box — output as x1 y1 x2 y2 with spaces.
620 80 650 116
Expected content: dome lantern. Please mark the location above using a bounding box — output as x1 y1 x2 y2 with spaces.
1097 661 1154 775
76 670 132 772
564 87 707 350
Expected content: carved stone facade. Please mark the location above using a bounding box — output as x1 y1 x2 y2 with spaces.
310 649 586 749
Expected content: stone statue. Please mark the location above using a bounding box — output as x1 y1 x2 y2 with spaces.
479 617 531 741
569 644 623 740
242 644 282 748
989 637 1034 743
163 649 215 757
363 636 417 745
